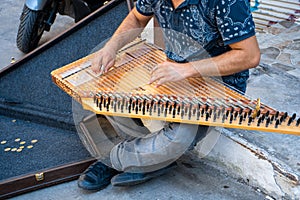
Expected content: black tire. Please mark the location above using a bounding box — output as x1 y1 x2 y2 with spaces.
16 5 47 53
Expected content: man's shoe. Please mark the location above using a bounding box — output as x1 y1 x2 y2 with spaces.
78 160 119 191
111 162 177 187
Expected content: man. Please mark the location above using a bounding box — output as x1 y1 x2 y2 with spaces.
77 0 260 190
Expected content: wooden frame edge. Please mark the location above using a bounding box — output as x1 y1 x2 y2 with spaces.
0 158 96 199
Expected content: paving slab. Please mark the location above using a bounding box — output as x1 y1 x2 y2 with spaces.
201 22 300 199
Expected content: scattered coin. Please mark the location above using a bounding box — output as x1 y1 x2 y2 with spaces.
12 119 16 122
20 141 26 145
27 145 33 149
11 148 17 152
1 141 7 145
10 57 16 64
4 148 11 152
19 146 25 149
31 139 38 144
17 149 23 152
15 138 21 142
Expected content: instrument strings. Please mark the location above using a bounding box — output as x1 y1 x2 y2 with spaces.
52 41 300 135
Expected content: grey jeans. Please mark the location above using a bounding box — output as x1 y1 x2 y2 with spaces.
105 116 208 173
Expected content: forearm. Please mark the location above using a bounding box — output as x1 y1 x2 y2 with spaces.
91 8 152 74
186 49 260 77
184 36 261 78
104 8 151 53
149 36 260 87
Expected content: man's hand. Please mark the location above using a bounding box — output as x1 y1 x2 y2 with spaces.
91 7 152 75
91 46 116 75
149 61 191 87
149 36 260 85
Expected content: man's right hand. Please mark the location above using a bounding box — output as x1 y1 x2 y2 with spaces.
91 46 116 75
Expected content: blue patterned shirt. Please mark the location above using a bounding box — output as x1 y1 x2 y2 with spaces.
136 0 256 93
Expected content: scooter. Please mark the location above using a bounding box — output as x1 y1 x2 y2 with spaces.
16 0 105 53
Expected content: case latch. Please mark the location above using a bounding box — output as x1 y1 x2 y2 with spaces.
35 172 44 181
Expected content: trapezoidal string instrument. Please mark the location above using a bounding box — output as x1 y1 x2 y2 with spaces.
51 39 300 135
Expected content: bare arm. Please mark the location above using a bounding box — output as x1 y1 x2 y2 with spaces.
150 36 261 86
105 8 152 53
92 8 152 73
185 35 261 77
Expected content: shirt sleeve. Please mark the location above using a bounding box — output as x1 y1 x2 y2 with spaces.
215 0 256 45
136 0 155 16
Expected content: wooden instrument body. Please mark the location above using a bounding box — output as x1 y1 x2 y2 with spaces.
51 40 300 135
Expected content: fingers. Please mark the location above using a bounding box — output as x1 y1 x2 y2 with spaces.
103 59 115 73
149 65 159 85
91 50 115 75
100 64 105 74
149 64 165 87
91 55 102 74
149 61 184 87
154 77 167 87
99 59 115 75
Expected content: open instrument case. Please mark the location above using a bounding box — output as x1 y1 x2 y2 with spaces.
0 0 130 198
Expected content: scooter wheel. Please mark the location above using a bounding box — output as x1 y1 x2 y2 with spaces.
16 5 46 53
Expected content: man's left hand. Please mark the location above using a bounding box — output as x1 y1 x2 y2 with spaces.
149 61 190 87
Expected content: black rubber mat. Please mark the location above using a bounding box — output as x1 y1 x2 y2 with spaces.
0 0 129 128
0 114 90 181
0 0 129 183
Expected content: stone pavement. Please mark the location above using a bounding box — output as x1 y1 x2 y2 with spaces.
248 21 300 173
201 22 300 199
0 1 266 200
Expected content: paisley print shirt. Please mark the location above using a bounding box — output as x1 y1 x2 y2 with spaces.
136 0 256 93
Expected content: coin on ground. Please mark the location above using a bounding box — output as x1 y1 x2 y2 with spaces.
1 141 7 145
11 148 17 152
31 139 38 144
4 148 11 152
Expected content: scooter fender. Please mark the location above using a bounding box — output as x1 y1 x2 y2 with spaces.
25 0 53 11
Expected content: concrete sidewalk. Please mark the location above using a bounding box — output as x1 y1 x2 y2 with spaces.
9 153 266 200
0 0 74 70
